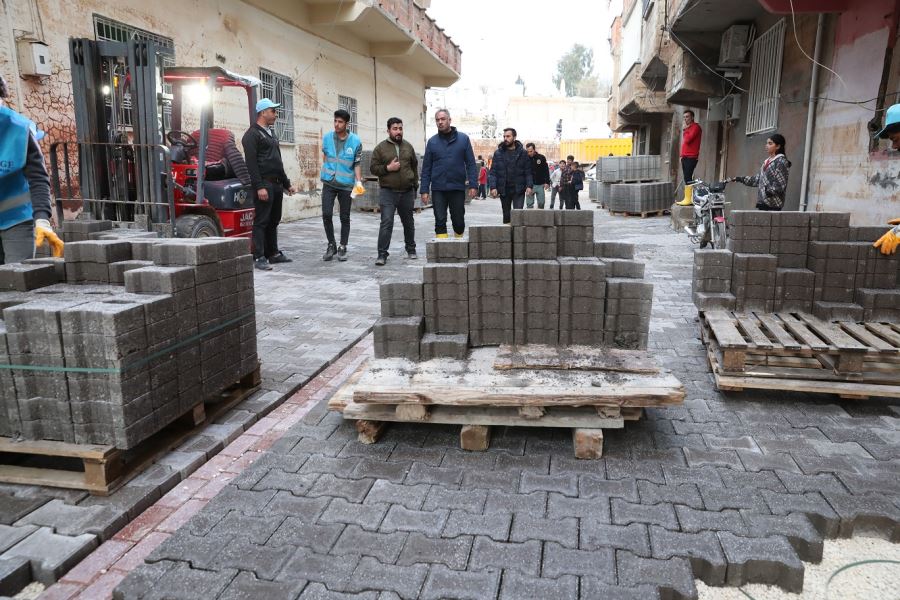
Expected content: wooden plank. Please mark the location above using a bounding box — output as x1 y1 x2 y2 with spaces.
573 429 603 459
839 322 898 354
0 465 108 493
735 313 774 349
797 314 868 352
493 345 659 374
395 404 430 421
354 386 683 408
721 349 747 372
460 425 491 451
756 313 804 351
705 315 748 349
327 360 369 412
356 420 387 444
713 372 900 399
865 323 900 348
777 313 831 351
342 403 627 429
0 438 113 461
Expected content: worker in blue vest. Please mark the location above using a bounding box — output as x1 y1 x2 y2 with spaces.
0 75 63 263
320 108 363 262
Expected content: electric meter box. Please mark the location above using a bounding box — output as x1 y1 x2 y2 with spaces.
17 41 51 77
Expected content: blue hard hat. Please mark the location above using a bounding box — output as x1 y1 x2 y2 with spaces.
876 103 900 138
255 98 281 113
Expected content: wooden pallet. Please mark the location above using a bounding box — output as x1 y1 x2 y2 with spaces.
609 209 669 218
701 310 900 399
331 346 681 458
0 366 261 494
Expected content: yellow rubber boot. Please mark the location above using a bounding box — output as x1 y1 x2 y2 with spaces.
436 233 449 239
454 233 464 239
676 184 693 206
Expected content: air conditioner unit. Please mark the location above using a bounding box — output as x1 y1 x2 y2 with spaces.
707 95 742 122
719 25 751 67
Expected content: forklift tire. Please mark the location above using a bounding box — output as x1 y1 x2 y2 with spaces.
176 214 220 238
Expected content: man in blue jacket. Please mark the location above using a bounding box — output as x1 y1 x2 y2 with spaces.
488 128 533 224
420 109 478 238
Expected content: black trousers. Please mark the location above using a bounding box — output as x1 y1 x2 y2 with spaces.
322 184 352 246
252 183 283 259
500 191 525 224
377 188 416 256
431 190 466 235
681 157 699 183
478 184 486 198
561 185 578 210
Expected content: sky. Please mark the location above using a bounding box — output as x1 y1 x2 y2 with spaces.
425 0 615 94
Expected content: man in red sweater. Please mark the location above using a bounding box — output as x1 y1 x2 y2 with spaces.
677 109 702 206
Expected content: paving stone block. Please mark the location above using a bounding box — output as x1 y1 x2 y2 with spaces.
580 522 651 556
483 491 547 515
212 538 291 580
4 527 98 585
761 490 840 537
0 263 59 291
637 481 703 509
347 556 428 598
423 486 487 514
16 499 125 541
0 555 30 596
318 497 388 532
364 481 429 511
510 514 578 548
499 572 578 600
649 525 727 585
675 505 748 535
277 547 360 593
821 491 900 540
469 536 541 576
611 499 679 529
519 472 577 496
547 493 612 522
330 525 407 563
380 505 449 536
218 571 307 600
0 524 38 553
420 564 501 600
740 512 824 562
542 542 615 581
718 532 804 592
397 532 473 570
594 241 635 259
616 551 697 600
419 333 468 360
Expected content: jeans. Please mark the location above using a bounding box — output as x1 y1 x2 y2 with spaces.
550 185 559 208
431 190 466 235
377 188 416 257
322 184 352 246
526 186 546 209
478 183 486 198
500 192 525 224
681 157 698 183
0 221 34 264
252 184 283 259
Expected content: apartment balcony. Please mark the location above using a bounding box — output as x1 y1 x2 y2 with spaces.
618 63 671 118
243 0 461 87
665 46 720 107
638 0 675 92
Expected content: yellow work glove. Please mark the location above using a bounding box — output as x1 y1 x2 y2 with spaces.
350 180 366 198
873 218 900 255
34 218 64 258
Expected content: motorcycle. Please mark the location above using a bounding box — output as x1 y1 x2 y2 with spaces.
684 179 729 249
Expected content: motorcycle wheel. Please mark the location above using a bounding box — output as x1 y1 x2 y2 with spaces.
712 220 727 249
700 239 709 249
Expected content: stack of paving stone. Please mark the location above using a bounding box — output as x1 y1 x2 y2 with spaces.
372 209 654 358
598 155 661 182
597 155 671 215
608 182 674 214
693 210 900 322
0 237 258 449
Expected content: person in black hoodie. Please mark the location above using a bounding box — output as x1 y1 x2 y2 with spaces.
488 128 533 224
525 143 550 209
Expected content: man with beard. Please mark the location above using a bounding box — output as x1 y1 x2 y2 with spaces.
488 128 533 224
369 117 419 265
420 109 478 238
525 142 550 209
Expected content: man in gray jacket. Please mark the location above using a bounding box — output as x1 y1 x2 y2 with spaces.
370 117 418 265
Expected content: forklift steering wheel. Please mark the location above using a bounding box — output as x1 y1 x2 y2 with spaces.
166 130 199 150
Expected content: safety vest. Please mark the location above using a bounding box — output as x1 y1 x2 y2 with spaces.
321 131 361 187
0 106 34 231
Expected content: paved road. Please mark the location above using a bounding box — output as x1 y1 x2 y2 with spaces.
113 198 900 600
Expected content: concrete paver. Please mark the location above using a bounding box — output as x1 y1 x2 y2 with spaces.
30 197 900 599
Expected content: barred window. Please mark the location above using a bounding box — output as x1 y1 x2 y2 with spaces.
338 95 359 134
259 68 295 143
746 19 785 135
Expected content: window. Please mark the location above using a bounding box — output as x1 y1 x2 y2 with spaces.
746 19 785 135
338 95 358 134
642 0 654 19
259 68 295 143
93 15 175 128
619 4 642 83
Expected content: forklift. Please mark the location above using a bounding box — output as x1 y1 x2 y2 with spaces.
52 37 258 239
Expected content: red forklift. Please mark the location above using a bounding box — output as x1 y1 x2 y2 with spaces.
52 38 258 239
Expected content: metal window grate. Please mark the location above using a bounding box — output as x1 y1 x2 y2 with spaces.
259 68 295 143
93 15 175 128
338 95 359 134
746 19 785 135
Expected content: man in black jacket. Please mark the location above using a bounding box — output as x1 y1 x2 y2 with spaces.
525 143 550 209
241 98 296 270
488 128 533 224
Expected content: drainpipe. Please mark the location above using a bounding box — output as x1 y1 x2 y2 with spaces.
799 14 825 212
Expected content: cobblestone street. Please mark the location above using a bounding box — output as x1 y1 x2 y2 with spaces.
40 197 900 599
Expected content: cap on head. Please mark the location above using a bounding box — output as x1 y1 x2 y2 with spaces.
256 98 281 114
876 103 900 139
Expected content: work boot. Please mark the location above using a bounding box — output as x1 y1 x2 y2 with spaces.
676 184 694 206
454 233 464 239
268 252 292 264
337 245 348 261
375 255 387 266
407 250 418 260
323 243 337 261
254 257 273 271
435 233 449 239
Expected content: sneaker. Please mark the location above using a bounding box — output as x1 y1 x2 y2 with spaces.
375 255 387 266
254 257 273 271
268 252 292 264
407 250 418 260
454 233 464 239
337 245 348 261
323 243 337 261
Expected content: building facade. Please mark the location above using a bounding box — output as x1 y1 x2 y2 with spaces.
608 0 900 224
1 0 460 219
